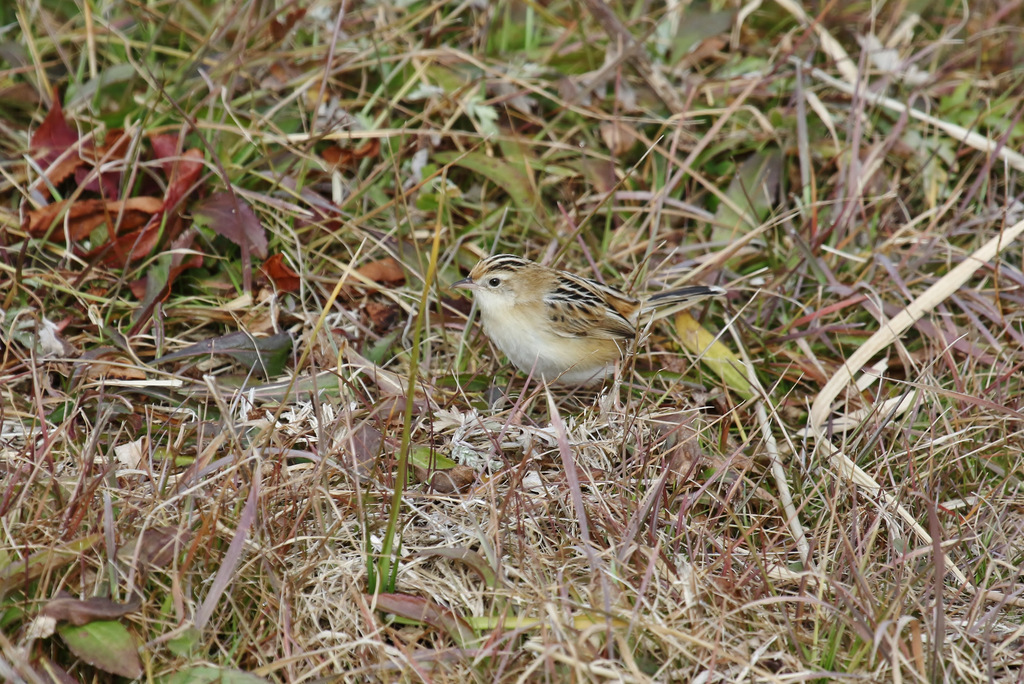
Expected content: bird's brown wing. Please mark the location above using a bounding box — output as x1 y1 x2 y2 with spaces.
543 274 638 339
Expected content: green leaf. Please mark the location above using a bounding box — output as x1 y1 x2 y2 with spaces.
713 147 783 242
58 620 142 679
153 331 292 378
433 150 538 214
409 446 459 470
166 626 202 657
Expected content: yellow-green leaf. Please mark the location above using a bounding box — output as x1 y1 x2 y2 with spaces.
675 312 753 399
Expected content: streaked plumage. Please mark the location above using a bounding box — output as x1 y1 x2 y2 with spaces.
452 254 725 385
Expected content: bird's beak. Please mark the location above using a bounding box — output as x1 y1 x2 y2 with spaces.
451 277 477 291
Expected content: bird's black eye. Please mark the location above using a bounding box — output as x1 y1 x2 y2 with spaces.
487 277 501 288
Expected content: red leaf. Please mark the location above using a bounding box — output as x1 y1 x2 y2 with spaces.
194 192 267 258
127 230 202 315
261 253 301 292
166 148 204 211
92 217 164 268
149 133 181 169
363 300 399 331
76 129 131 199
150 134 204 211
30 94 78 167
29 95 86 193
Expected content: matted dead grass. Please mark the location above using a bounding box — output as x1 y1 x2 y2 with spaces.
2 0 1024 682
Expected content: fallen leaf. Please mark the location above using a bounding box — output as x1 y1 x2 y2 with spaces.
599 120 635 156
30 93 79 168
79 350 147 381
58 620 142 678
580 159 619 194
320 146 343 166
150 135 204 212
363 300 398 330
352 256 405 288
118 525 192 568
341 422 383 479
263 62 293 89
683 35 728 65
372 593 476 648
371 396 406 425
92 216 164 267
674 311 753 399
41 593 141 627
113 438 146 469
76 128 130 199
321 139 381 167
194 192 268 259
152 331 292 377
42 155 87 194
269 8 306 42
261 253 301 292
428 465 476 494
23 197 162 240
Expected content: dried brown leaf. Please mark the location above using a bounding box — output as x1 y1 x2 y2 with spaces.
599 120 635 156
428 465 476 494
261 253 301 292
269 8 306 42
118 525 192 568
321 139 381 167
354 256 405 287
24 197 162 240
373 593 476 647
41 593 141 627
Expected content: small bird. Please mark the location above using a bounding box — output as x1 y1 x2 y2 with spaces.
452 254 725 385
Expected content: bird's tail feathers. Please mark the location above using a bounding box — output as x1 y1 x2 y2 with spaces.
642 285 726 322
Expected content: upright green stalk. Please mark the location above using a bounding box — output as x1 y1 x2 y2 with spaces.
370 199 446 594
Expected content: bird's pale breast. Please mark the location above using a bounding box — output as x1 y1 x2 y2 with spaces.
478 302 623 384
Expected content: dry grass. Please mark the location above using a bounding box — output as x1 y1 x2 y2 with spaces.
2 0 1024 681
